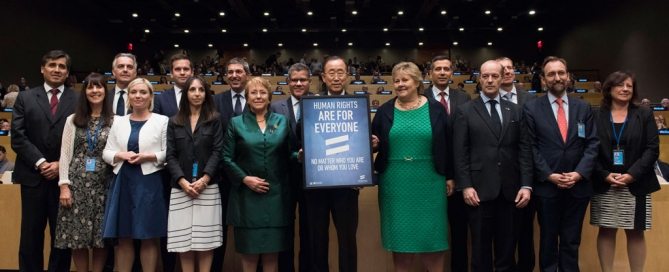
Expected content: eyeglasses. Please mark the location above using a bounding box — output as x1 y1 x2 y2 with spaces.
325 71 347 78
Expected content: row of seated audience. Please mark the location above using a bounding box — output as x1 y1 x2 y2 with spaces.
4 49 669 272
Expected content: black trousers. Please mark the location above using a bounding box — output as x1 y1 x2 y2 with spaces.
19 181 72 272
467 194 516 272
304 188 358 272
448 191 469 272
536 192 589 272
515 197 536 272
278 189 310 272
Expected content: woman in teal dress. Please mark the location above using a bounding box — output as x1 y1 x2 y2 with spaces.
371 62 453 272
222 77 292 272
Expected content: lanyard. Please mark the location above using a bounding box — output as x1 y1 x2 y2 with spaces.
86 120 103 154
609 112 627 149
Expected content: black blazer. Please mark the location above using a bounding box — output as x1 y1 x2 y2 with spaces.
523 95 600 198
593 106 660 196
11 85 77 185
213 90 241 133
166 116 223 189
452 98 533 202
372 96 452 179
516 89 535 106
153 87 180 117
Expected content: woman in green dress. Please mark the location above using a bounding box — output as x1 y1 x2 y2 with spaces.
222 77 292 272
371 62 453 272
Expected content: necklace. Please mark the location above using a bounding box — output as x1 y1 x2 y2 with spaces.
397 97 422 110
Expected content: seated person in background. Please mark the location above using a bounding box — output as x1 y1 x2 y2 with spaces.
640 98 651 107
159 76 168 84
0 145 14 174
592 81 602 93
661 98 669 109
371 70 382 83
375 86 387 94
370 99 380 110
455 82 466 93
0 119 10 132
516 82 526 91
274 85 285 94
359 86 369 94
655 115 668 130
215 74 226 84
350 74 366 85
2 84 19 108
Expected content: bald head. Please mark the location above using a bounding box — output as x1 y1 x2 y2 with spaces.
479 60 504 98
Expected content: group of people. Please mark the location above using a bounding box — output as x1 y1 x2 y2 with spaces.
11 49 661 272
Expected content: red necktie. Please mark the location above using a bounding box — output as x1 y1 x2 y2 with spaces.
556 98 567 143
50 89 60 117
439 92 449 114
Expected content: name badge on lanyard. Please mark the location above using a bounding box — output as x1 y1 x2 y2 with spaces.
577 122 586 138
610 113 627 167
192 161 199 181
85 120 103 172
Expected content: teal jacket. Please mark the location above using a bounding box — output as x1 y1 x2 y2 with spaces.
222 110 293 227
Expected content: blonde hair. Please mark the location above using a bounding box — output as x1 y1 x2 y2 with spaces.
245 77 273 103
126 77 155 111
392 62 424 93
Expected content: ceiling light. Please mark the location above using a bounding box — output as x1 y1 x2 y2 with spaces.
263 12 270 16
529 10 536 15
174 13 180 17
132 13 138 18
537 27 544 31
418 42 424 46
351 10 358 15
313 43 318 47
383 28 388 32
487 42 493 46
144 29 150 33
497 27 503 32
184 29 189 33
484 10 491 15
278 43 283 47
452 41 459 46
307 11 313 16
418 27 424 31
441 10 447 15
243 43 248 47
341 28 347 32
459 27 465 31
219 11 226 16
348 42 353 46
262 28 268 32
301 28 307 32
208 43 213 48
385 42 390 46
173 44 179 48
397 10 404 15
221 29 227 33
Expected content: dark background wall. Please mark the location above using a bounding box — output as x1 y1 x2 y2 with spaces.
1 1 667 100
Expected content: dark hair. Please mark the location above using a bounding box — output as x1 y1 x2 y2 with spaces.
430 55 452 70
0 145 6 153
170 53 193 70
226 57 250 74
73 73 113 128
600 71 638 109
173 76 219 126
41 50 71 70
541 56 568 77
324 56 347 71
287 63 311 80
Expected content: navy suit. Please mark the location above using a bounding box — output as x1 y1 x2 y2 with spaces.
153 87 180 117
12 85 77 272
424 86 471 272
271 96 310 272
523 95 599 272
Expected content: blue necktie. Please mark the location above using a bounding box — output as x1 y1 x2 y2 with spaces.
234 94 242 116
116 90 125 116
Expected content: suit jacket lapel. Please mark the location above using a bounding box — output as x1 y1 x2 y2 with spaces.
34 87 54 123
473 98 500 139
499 101 512 142
285 100 298 135
567 99 578 144
53 88 76 123
540 96 563 146
168 89 178 111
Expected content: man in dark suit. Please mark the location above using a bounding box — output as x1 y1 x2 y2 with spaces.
423 55 470 272
212 57 249 271
153 53 193 117
108 53 137 116
523 56 599 272
270 63 312 272
307 56 358 272
453 60 533 272
496 56 536 272
12 50 77 272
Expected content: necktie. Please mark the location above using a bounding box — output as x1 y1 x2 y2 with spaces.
234 93 242 116
49 89 60 117
116 90 125 116
439 92 449 114
503 92 514 103
556 98 568 143
295 101 301 121
489 100 502 135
